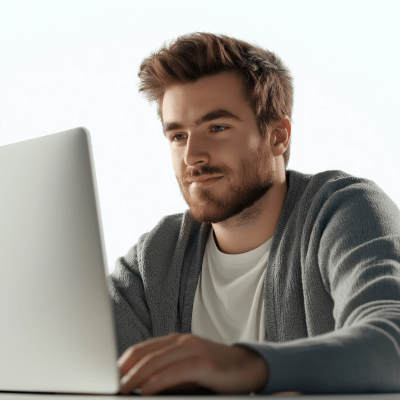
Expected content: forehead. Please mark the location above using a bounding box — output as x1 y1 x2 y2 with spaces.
162 70 248 122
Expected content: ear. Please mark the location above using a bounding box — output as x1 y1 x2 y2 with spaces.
270 116 291 157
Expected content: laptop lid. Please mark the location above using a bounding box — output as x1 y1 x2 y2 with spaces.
0 127 120 394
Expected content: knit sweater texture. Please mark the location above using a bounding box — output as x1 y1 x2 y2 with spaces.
107 169 400 394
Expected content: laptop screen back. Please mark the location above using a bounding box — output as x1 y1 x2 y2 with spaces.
0 128 119 394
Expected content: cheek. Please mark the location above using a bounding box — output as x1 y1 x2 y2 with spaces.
170 149 183 175
220 142 251 167
247 134 263 153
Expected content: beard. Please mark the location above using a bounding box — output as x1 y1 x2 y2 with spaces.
176 140 276 225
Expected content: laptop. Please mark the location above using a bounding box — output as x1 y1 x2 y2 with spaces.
0 127 120 395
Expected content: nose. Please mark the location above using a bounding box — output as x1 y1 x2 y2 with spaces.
184 133 211 167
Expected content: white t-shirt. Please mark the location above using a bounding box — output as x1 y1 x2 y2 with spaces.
191 227 273 345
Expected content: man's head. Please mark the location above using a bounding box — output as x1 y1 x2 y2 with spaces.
138 32 293 165
137 32 292 224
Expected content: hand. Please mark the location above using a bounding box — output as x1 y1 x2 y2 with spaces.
118 332 269 395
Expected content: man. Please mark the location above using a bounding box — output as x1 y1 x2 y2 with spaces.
108 32 400 395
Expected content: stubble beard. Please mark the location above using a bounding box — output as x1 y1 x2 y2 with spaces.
177 142 276 226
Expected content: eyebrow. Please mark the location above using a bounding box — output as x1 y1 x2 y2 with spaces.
162 109 242 136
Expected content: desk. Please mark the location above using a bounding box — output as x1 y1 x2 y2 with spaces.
1 393 400 399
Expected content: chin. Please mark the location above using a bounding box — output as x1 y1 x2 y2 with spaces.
188 208 225 224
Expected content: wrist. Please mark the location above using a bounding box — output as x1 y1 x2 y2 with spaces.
234 344 270 393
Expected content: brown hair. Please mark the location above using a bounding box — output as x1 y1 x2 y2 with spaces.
137 32 294 167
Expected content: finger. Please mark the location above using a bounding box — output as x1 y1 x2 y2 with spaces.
139 353 263 396
118 332 181 376
137 340 269 395
119 339 196 394
118 332 181 367
139 357 212 396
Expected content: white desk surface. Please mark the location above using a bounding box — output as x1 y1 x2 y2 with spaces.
1 393 400 399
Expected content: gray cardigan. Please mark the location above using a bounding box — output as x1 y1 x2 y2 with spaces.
107 169 400 394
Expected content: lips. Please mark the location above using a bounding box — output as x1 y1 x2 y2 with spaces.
189 176 223 187
188 176 223 183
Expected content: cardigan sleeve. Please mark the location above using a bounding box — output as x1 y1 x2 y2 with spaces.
107 233 153 358
235 178 400 394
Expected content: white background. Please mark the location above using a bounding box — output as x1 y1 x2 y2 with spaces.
0 0 399 274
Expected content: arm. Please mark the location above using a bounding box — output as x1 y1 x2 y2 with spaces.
107 234 153 358
236 179 400 393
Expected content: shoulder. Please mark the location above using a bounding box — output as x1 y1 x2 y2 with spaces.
289 169 376 196
117 211 194 271
288 169 393 207
288 170 400 234
136 210 204 253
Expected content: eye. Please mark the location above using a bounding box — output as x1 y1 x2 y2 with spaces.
170 125 228 142
171 133 187 142
211 125 227 132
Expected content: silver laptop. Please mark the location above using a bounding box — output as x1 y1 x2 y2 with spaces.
0 128 120 394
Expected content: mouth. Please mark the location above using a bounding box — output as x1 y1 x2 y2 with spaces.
190 176 223 187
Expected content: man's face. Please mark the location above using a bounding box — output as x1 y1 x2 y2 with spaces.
162 70 277 224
